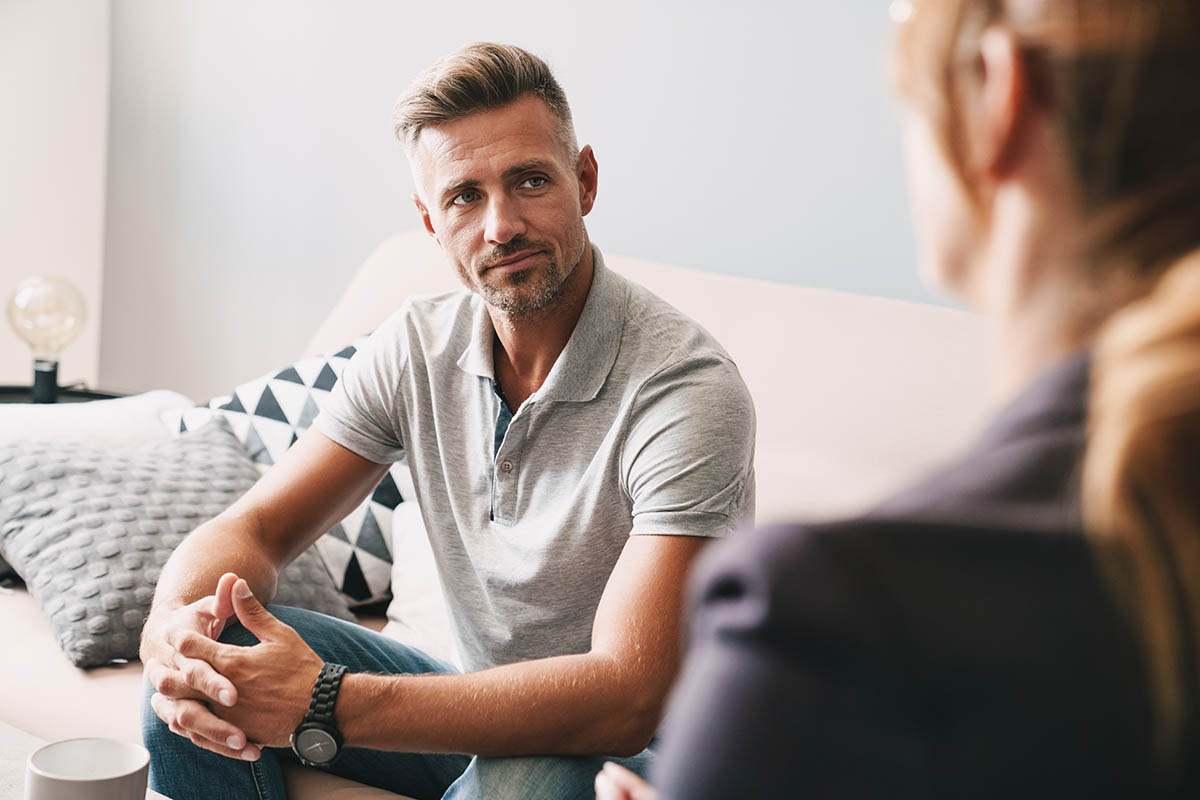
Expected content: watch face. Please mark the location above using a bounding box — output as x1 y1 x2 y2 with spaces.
294 727 338 764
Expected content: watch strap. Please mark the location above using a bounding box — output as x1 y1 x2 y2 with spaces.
305 662 348 725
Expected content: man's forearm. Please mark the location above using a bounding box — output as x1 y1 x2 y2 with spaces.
335 651 663 758
150 511 279 614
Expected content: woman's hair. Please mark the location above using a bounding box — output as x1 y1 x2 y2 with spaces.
892 0 1200 761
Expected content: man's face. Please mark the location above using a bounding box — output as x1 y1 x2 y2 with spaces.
411 95 598 315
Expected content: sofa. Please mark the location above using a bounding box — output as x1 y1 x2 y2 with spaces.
0 230 992 798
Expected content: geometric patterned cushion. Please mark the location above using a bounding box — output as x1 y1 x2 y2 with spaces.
163 339 409 607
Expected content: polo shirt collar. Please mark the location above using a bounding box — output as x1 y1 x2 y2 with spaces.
455 244 628 403
539 246 628 402
457 296 496 380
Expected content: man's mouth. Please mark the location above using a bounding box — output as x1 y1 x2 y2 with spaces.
485 250 545 273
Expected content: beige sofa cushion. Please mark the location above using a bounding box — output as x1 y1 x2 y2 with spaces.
2 588 143 744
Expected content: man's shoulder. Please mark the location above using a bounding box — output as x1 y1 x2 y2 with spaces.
613 270 738 379
372 287 480 349
392 287 477 326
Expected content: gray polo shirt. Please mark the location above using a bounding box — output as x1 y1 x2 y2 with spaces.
315 247 756 671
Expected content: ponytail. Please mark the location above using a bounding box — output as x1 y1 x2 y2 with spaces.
1084 250 1200 758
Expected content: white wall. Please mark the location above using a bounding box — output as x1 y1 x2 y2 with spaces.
0 0 110 388
101 0 930 401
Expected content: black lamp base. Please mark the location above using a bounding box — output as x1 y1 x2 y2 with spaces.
32 360 58 404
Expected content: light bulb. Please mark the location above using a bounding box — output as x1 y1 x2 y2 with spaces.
7 276 86 403
7 276 86 361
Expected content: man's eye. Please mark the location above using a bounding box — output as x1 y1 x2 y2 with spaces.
521 177 547 189
452 191 479 206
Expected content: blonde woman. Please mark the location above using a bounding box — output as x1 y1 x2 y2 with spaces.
597 0 1200 796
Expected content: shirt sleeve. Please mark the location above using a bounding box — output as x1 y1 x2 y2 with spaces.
621 353 756 538
313 309 409 465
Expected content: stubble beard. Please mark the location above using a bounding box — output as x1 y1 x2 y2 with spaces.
480 258 568 314
474 236 584 316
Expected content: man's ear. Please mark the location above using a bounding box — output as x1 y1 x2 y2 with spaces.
577 145 599 217
973 26 1031 179
412 193 439 242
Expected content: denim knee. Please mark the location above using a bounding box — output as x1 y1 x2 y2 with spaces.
217 619 260 648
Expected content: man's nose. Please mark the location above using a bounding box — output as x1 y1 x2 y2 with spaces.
483 195 526 245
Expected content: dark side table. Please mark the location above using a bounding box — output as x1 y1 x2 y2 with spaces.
0 386 124 404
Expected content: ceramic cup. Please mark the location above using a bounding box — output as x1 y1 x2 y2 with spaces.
25 737 149 800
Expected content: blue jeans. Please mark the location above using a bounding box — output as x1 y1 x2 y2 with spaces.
141 606 652 800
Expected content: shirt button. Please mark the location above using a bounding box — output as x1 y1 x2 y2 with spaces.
500 460 514 473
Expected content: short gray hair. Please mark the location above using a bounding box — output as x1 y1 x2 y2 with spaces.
392 42 577 157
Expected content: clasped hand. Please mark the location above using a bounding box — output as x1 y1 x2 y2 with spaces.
142 572 323 761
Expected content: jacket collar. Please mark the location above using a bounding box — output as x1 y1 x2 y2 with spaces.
969 349 1091 455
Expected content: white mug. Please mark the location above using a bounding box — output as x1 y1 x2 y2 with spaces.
25 737 150 800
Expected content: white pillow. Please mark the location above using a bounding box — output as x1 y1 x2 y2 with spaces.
382 502 459 668
0 390 193 448
157 341 401 608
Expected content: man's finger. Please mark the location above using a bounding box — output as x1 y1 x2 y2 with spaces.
594 770 629 800
169 714 259 762
167 628 227 665
175 653 237 707
213 572 239 622
192 594 219 619
186 731 262 762
231 579 282 641
190 593 231 641
144 657 206 701
600 762 659 800
151 693 251 756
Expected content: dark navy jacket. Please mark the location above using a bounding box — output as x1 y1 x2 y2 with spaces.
654 354 1198 798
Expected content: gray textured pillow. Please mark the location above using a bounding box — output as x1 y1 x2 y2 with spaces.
0 418 353 668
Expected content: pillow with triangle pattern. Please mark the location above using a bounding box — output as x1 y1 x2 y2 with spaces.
162 339 413 607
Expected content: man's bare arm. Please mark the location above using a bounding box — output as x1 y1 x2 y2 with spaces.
343 533 708 756
186 532 710 757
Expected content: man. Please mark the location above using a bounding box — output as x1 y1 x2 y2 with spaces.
140 42 755 800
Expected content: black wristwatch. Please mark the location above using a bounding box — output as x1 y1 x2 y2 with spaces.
290 662 348 767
